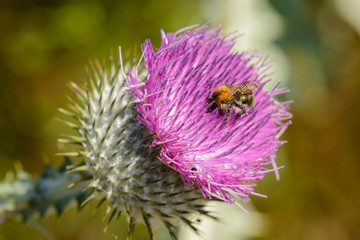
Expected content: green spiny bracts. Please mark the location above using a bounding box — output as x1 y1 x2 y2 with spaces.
0 158 91 222
59 55 215 239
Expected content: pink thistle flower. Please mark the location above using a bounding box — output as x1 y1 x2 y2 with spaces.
127 24 292 210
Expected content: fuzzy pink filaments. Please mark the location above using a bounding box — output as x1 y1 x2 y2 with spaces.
127 24 292 210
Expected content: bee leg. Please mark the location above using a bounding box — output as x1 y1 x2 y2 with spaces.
225 101 234 124
234 103 246 120
226 108 231 123
218 109 225 115
206 98 213 104
235 113 242 120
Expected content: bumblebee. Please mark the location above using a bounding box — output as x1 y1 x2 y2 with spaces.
206 81 259 123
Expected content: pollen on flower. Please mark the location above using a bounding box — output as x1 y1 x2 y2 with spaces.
128 23 292 208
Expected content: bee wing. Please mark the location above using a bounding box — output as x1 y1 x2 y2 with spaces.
230 81 259 96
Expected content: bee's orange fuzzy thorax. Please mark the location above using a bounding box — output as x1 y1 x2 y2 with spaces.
213 85 232 106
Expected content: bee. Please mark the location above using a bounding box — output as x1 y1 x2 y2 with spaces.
206 81 259 123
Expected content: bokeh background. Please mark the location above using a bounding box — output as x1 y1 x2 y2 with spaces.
1 0 360 239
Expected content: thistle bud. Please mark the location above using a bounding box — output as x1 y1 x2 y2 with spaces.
60 56 213 239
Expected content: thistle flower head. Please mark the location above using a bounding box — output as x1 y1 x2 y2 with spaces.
128 24 292 208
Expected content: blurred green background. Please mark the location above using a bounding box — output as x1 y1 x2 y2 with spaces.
1 0 360 239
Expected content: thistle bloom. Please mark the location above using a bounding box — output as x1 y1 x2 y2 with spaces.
128 24 292 209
